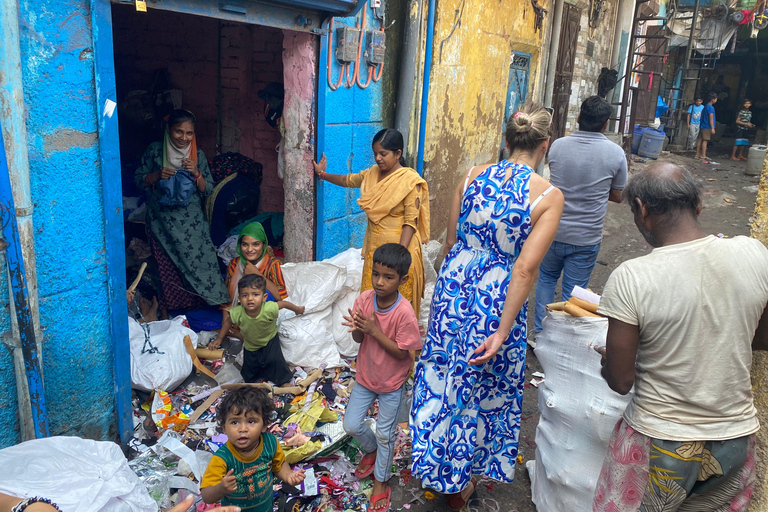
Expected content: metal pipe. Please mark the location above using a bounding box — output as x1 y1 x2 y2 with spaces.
416 0 435 176
395 0 423 157
0 0 43 441
0 123 49 439
543 0 565 107
619 0 644 136
608 0 634 131
673 0 700 144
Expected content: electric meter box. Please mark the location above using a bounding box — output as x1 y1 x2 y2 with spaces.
365 30 386 65
335 26 360 63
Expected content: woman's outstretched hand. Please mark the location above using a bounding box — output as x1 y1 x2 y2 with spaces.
312 153 327 176
469 331 506 366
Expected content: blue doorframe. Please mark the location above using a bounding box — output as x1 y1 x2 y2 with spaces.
91 0 132 445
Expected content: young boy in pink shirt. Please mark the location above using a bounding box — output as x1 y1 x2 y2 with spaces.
342 243 422 512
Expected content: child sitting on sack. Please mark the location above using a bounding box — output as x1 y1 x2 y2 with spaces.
212 274 303 386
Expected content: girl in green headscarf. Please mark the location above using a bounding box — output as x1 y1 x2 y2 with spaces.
224 222 288 308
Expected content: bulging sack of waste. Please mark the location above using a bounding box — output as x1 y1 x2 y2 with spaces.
0 436 157 512
527 312 633 512
129 316 198 392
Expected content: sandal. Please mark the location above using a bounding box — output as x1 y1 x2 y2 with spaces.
354 451 377 479
370 486 391 512
446 476 478 511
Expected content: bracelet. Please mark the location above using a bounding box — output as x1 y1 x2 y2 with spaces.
12 497 63 512
319 171 325 181
194 173 202 181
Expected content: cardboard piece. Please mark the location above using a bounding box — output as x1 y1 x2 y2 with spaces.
183 335 216 379
189 389 223 424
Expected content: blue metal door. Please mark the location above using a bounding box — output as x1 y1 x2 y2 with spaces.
501 52 531 152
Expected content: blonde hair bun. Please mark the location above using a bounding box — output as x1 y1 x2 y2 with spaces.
505 104 552 153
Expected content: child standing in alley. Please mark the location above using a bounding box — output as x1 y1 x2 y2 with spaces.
342 243 422 512
696 92 718 160
212 274 303 385
201 387 306 511
686 96 704 151
731 99 755 161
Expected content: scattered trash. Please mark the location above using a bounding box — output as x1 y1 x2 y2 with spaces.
724 198 734 203
424 491 435 500
531 371 545 379
705 178 717 181
516 455 524 465
716 233 725 238
630 156 647 163
743 185 760 193
529 378 544 388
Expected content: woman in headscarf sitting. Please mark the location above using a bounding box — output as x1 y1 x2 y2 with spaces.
224 221 287 305
134 109 228 311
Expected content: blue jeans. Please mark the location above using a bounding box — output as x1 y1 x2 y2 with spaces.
533 241 601 332
342 381 405 483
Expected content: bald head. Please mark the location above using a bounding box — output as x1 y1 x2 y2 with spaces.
623 163 702 217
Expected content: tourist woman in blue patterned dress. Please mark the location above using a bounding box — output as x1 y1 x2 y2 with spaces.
411 104 564 509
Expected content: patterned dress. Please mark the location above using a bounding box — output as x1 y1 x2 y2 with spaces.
135 142 229 309
411 160 533 493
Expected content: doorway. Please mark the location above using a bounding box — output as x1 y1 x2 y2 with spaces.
552 3 581 140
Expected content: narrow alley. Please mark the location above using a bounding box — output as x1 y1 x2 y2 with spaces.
0 0 767 511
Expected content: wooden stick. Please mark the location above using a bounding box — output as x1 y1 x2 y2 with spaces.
128 262 147 292
189 389 223 423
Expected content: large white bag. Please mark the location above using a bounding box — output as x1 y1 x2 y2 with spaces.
0 436 157 512
129 316 198 392
527 313 633 512
278 248 363 367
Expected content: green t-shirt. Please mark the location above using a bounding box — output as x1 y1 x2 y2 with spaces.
230 302 279 351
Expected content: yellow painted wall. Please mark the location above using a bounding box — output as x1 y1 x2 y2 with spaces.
419 0 550 241
749 151 768 511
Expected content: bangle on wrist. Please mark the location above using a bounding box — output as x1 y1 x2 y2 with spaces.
319 171 325 181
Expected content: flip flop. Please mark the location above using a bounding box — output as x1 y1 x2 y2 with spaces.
446 476 478 511
370 486 391 512
354 451 377 479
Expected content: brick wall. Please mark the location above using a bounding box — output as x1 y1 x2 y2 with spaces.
112 6 285 212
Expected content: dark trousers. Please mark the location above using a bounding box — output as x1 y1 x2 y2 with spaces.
241 334 293 385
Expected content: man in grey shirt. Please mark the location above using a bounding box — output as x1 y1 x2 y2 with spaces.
533 95 627 333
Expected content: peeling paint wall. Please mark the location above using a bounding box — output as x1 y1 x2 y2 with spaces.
317 3 403 259
564 0 620 134
749 150 768 511
282 31 316 262
421 0 551 242
7 0 118 444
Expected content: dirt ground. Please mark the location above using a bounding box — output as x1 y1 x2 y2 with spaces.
390 140 762 512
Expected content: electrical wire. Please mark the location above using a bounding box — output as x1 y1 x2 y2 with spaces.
326 18 346 91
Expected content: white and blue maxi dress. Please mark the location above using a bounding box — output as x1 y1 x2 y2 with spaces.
411 160 534 493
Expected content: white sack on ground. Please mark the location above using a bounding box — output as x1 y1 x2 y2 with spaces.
129 316 198 392
0 436 157 512
527 313 633 512
419 240 442 331
278 248 363 367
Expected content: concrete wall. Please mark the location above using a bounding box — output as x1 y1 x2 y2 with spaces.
749 150 768 511
420 0 551 242
0 0 120 446
564 0 620 134
112 7 285 213
316 4 399 259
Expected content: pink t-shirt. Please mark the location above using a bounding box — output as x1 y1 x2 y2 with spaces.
354 290 422 393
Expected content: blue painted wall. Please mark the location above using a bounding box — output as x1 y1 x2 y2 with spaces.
7 0 118 444
316 5 387 260
0 250 19 447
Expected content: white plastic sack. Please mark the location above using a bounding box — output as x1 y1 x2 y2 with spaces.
0 436 157 512
278 248 363 368
527 312 633 512
419 240 442 331
129 316 198 392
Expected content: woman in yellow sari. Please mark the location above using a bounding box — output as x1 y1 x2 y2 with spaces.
313 129 430 313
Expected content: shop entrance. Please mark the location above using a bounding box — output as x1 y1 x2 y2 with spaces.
112 4 310 316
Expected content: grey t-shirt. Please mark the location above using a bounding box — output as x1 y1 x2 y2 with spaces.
548 131 627 246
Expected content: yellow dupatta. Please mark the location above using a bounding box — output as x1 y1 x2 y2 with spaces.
356 166 430 242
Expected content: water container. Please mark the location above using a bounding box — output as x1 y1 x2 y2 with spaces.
638 128 665 159
631 125 647 154
746 145 766 176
